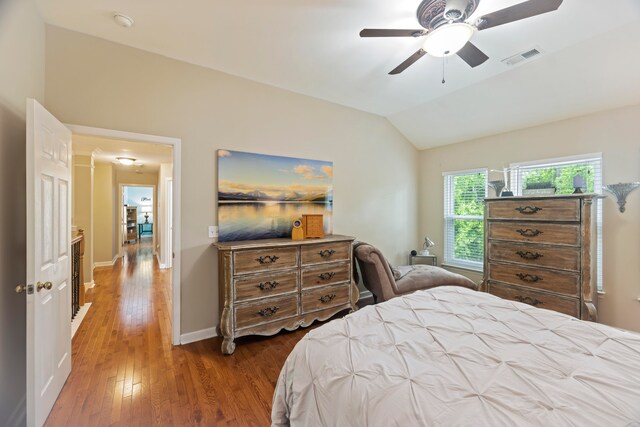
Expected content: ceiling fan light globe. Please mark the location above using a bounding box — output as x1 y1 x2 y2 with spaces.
423 23 474 57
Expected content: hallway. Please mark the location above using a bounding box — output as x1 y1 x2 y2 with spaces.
44 238 308 426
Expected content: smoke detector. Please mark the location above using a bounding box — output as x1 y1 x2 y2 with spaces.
113 13 134 28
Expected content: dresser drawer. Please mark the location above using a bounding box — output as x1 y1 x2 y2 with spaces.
488 282 579 317
302 284 350 314
488 242 579 272
488 262 579 297
301 242 350 265
234 270 298 302
301 262 350 289
234 247 298 275
487 199 580 222
488 222 580 246
235 295 298 330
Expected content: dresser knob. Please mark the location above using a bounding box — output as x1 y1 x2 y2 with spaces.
255 255 279 264
319 294 336 304
516 251 543 260
516 229 543 237
318 249 336 258
515 295 543 306
515 206 543 215
257 281 279 291
318 272 336 281
257 306 280 317
516 273 543 283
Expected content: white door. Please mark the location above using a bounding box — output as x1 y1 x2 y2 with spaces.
26 99 72 427
166 178 173 269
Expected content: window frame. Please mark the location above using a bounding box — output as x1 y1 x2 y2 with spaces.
509 153 603 292
443 168 488 272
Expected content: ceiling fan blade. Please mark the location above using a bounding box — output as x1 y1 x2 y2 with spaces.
456 42 489 68
476 0 563 31
389 49 427 75
360 29 427 38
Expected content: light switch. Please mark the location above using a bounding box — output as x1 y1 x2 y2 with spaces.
208 226 218 239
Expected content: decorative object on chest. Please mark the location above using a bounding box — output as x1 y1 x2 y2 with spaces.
214 235 358 354
483 194 598 321
302 214 324 239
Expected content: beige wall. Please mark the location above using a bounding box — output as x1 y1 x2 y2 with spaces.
93 162 116 264
73 155 94 283
0 0 45 424
44 26 419 336
419 104 640 332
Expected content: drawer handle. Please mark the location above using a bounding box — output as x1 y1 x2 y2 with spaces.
516 250 544 260
515 206 543 215
255 255 280 264
319 294 337 304
516 228 543 237
516 273 543 283
257 306 280 317
515 295 543 307
318 272 336 281
318 249 336 258
257 281 279 291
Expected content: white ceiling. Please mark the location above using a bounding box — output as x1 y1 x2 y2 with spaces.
38 0 640 149
73 134 173 172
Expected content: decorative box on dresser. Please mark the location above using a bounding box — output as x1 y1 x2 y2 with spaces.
214 234 359 354
483 194 598 321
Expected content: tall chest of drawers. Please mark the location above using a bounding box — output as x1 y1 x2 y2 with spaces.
215 235 358 354
483 195 597 321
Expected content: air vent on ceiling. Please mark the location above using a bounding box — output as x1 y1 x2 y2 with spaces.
501 47 543 66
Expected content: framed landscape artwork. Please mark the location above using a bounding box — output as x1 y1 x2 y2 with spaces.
217 150 333 242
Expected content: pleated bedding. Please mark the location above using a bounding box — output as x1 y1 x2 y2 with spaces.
272 286 640 426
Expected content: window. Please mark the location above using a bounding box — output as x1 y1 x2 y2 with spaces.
510 154 603 291
443 169 487 271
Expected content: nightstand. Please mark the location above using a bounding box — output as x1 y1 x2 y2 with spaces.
409 254 437 266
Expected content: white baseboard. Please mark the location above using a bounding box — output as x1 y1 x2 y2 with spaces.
358 290 373 302
93 255 118 269
84 280 95 290
71 303 92 338
180 327 218 345
6 394 26 427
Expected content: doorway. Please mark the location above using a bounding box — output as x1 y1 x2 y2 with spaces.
68 125 181 345
121 185 156 253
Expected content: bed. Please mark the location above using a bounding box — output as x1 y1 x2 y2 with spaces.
272 286 640 426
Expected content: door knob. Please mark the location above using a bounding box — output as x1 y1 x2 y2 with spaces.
36 281 53 292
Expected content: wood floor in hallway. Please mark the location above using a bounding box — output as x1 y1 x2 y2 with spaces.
44 238 314 426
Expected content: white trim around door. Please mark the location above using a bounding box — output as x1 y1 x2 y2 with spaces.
65 124 182 346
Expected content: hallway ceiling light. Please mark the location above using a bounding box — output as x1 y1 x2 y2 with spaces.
116 157 136 166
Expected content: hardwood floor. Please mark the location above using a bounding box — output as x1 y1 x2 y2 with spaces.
45 238 321 426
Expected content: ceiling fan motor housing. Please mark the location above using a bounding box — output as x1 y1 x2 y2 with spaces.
417 0 480 29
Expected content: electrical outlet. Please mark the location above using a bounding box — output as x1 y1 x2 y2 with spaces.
208 226 218 239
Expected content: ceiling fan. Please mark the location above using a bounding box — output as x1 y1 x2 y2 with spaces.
360 0 563 75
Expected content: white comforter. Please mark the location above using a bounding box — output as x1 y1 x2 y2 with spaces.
272 287 640 426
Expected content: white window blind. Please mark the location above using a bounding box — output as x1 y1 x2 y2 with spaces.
443 169 487 271
510 154 603 291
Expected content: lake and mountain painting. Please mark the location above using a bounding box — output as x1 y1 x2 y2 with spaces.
217 150 333 242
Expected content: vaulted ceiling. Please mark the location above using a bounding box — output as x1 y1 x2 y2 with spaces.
37 0 640 149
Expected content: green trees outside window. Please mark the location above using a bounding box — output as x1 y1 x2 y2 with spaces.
521 164 596 194
445 171 486 268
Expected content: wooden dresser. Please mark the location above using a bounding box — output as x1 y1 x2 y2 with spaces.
214 235 359 354
483 195 597 321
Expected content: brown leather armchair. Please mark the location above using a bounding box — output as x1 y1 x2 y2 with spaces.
354 242 478 303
